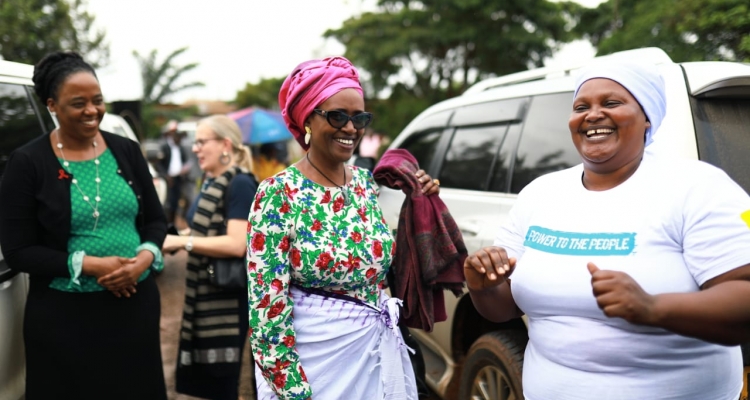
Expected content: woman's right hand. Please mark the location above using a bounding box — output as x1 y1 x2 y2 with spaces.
83 256 138 298
162 234 185 254
464 246 516 291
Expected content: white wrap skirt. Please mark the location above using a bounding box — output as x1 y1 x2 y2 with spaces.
256 286 418 400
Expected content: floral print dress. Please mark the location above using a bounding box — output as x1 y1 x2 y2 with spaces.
247 165 395 399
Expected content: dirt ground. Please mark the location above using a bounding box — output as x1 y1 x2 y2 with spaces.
156 251 256 400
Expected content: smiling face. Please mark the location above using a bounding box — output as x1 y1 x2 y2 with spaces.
193 123 233 177
569 78 650 175
306 88 366 164
47 71 105 142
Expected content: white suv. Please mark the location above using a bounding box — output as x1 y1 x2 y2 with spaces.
377 47 750 399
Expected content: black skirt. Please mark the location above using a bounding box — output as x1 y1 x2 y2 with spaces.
24 274 166 400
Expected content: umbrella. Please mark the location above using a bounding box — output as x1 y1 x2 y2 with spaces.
227 107 294 145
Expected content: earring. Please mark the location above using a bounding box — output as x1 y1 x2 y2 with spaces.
304 126 311 145
220 151 231 165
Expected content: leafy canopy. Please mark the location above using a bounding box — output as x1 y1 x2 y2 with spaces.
234 77 286 110
132 47 205 105
323 0 580 137
575 0 750 62
0 0 108 67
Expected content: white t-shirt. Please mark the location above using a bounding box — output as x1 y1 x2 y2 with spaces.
494 153 750 400
167 137 183 177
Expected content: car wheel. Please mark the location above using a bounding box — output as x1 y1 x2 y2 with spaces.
459 330 527 400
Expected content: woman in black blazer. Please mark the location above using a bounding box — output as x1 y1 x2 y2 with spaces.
0 51 168 400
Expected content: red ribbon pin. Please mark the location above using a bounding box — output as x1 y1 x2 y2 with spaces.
58 169 70 180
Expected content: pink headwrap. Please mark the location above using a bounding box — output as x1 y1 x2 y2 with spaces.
278 56 364 150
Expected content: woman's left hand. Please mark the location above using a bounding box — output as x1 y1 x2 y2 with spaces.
415 169 440 196
97 253 152 292
588 262 657 325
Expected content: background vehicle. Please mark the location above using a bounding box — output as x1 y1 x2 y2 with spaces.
99 112 168 206
377 47 750 399
0 59 56 400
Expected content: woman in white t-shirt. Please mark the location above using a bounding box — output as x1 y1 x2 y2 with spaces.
464 61 750 400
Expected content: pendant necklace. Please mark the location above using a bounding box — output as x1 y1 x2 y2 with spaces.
56 131 102 231
306 153 351 206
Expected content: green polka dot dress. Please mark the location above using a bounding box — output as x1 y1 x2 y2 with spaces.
49 148 150 292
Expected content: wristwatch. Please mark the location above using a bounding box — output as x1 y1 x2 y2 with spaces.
185 236 194 252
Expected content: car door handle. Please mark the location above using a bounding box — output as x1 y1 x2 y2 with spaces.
458 221 482 237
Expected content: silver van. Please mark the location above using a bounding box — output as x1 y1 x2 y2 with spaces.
377 47 750 399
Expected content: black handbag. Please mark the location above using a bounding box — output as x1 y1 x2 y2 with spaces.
205 170 254 289
207 256 246 289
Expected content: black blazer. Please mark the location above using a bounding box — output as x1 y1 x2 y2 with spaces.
0 130 167 287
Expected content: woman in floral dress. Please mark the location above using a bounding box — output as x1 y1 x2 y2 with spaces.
247 57 439 400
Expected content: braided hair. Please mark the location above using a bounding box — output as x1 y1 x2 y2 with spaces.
32 51 97 103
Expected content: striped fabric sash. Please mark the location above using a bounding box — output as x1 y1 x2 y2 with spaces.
178 166 246 372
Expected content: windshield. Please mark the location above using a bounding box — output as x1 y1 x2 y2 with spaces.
692 95 750 195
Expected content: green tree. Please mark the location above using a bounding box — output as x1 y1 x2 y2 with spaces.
234 77 286 109
132 47 205 105
0 0 109 66
325 0 581 137
575 0 750 62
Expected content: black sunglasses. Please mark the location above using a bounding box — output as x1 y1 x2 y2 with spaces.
313 109 373 130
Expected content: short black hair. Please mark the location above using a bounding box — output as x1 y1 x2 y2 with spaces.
32 51 97 103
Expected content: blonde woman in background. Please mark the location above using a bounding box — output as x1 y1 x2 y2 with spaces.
163 115 258 399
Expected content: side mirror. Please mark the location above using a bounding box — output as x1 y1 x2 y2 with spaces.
353 156 376 171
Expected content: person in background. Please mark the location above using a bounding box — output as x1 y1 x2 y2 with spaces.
357 127 384 159
247 56 439 400
0 51 167 399
464 61 750 400
157 121 193 224
162 115 258 400
251 140 289 181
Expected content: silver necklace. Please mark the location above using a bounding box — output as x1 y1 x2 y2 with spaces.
56 131 101 231
306 153 351 206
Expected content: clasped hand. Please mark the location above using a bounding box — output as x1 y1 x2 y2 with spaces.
91 256 149 298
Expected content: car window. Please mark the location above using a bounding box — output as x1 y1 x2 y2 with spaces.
488 123 522 192
0 83 47 177
439 124 508 191
29 87 55 133
451 97 526 126
510 92 580 194
692 95 750 194
400 130 443 172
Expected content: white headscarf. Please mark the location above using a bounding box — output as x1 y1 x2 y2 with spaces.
574 61 667 147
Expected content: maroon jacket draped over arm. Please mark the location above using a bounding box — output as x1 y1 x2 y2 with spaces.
373 149 466 332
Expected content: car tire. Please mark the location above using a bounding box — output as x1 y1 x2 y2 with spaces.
459 330 527 400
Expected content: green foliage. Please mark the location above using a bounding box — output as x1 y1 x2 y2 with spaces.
324 0 580 137
366 85 433 140
0 0 109 67
234 76 286 109
140 103 198 139
575 0 750 62
132 47 205 105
